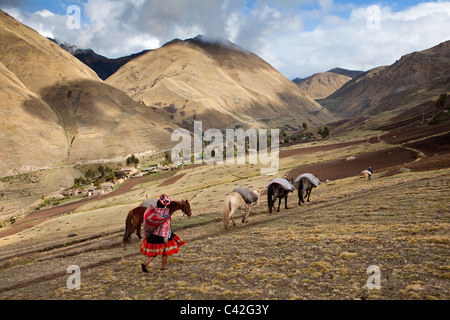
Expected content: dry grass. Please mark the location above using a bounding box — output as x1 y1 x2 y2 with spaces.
0 168 448 300
0 136 448 300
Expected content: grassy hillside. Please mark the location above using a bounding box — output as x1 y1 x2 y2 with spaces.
0 126 448 300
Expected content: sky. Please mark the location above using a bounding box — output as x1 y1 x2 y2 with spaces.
1 0 450 79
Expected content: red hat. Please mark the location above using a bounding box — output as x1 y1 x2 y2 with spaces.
159 194 171 206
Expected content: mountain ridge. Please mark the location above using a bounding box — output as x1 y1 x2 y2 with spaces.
52 38 151 80
294 68 363 100
319 40 450 118
106 34 336 132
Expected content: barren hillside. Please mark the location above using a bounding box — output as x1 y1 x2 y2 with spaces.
319 41 450 118
0 10 176 174
295 68 362 100
107 35 336 131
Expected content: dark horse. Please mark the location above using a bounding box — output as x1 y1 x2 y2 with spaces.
297 178 314 205
267 178 295 214
122 199 192 245
296 174 320 206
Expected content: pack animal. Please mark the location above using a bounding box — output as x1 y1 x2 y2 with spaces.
122 199 191 245
223 190 260 230
295 173 320 206
297 178 314 205
267 178 295 214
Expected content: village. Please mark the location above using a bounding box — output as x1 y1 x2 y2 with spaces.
50 160 184 205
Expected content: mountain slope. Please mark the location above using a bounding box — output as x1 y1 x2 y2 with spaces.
106 35 336 131
0 61 67 174
319 41 450 118
295 68 363 100
0 10 175 174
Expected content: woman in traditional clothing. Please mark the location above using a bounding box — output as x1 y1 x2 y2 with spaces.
140 194 186 272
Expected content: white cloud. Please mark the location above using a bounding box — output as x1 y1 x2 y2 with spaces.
1 1 449 79
35 9 54 18
254 1 450 79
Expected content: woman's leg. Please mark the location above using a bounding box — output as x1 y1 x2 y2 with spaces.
141 256 156 273
161 255 168 270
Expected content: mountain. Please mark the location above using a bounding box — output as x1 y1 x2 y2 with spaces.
53 39 150 80
0 10 174 174
0 60 68 174
106 35 336 131
318 41 450 118
295 68 363 100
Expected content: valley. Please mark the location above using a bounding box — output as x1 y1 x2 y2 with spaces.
0 8 449 301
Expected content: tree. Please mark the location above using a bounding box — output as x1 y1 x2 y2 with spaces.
98 164 105 177
74 177 85 187
164 151 171 164
126 154 139 166
302 122 308 130
436 93 448 110
84 169 96 181
323 126 330 138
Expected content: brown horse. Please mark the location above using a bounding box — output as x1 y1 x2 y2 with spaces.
122 199 192 245
297 177 314 205
295 173 320 206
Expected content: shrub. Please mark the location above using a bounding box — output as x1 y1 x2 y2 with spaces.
126 154 139 166
429 111 450 124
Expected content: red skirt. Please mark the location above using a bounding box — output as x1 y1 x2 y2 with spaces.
140 233 186 257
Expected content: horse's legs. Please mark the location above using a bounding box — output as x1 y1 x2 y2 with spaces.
242 207 250 223
277 197 282 212
285 196 288 209
228 208 237 227
306 189 311 202
268 193 273 214
136 222 142 239
268 194 274 214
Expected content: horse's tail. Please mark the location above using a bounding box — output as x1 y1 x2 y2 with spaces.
298 180 304 203
123 210 134 245
223 196 231 229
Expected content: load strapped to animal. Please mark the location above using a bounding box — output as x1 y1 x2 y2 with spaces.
294 173 320 206
141 198 158 208
223 187 261 230
143 206 171 238
232 187 260 204
265 178 296 191
294 173 320 187
265 178 295 213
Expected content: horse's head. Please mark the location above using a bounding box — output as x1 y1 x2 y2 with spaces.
252 190 261 206
181 199 192 218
